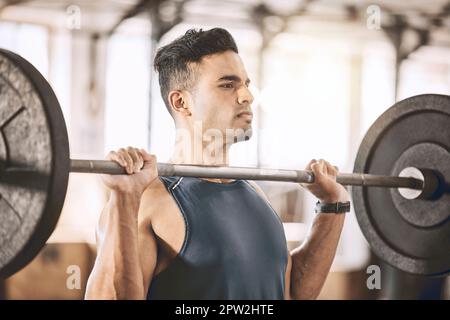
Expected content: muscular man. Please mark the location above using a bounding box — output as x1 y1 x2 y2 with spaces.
85 28 350 300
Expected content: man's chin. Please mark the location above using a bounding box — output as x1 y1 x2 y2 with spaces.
231 126 253 143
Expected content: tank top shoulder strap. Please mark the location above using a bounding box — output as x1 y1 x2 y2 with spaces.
158 176 183 190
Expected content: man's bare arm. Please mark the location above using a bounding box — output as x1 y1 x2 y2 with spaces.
289 213 345 299
289 159 349 299
85 148 159 300
85 191 155 299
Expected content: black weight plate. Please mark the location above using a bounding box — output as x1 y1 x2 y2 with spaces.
353 94 450 276
0 49 70 278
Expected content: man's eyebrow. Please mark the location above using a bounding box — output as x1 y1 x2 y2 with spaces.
217 75 251 84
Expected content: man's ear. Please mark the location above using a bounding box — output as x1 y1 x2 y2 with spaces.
168 90 192 116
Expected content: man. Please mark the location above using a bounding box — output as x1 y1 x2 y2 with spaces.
85 28 349 300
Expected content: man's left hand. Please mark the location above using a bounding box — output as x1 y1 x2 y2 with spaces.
301 159 350 203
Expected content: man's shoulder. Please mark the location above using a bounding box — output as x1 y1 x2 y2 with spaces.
138 178 173 224
143 177 169 196
246 180 270 202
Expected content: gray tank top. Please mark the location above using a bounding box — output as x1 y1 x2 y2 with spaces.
147 176 288 300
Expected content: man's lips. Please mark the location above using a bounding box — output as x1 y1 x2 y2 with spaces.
236 111 253 121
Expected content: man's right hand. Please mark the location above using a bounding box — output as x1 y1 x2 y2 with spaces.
102 147 158 195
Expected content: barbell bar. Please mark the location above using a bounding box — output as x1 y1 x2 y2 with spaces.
70 159 425 190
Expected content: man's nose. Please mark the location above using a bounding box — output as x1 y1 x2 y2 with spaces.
237 85 254 106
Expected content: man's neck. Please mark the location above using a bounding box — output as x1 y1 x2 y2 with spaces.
168 137 236 183
169 141 231 166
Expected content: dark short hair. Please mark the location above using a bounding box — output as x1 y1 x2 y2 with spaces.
154 28 238 114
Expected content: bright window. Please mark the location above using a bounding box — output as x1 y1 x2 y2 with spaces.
104 31 150 154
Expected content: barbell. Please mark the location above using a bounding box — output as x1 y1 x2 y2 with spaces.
0 48 449 278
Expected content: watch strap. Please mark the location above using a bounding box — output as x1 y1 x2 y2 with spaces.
315 201 351 214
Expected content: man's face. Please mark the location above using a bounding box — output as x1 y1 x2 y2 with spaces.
188 50 254 143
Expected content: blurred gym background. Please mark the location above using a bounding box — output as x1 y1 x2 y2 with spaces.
0 0 449 299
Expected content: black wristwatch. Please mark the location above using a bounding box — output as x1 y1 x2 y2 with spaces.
315 200 351 214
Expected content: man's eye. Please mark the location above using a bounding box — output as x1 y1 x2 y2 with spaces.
220 83 234 89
